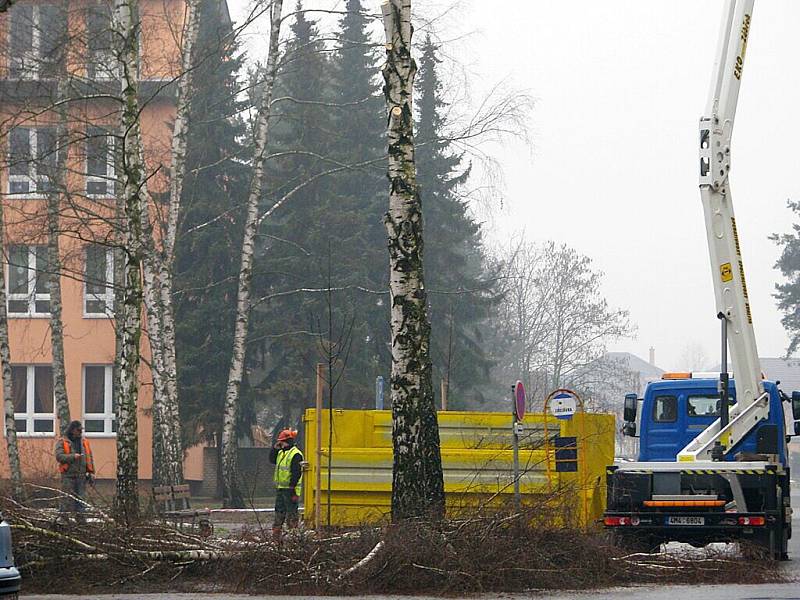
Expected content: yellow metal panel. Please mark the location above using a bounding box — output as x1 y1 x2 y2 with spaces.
303 409 615 528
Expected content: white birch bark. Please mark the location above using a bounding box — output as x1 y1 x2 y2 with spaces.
47 76 71 435
140 246 172 486
146 0 200 489
112 0 146 521
381 0 444 521
220 0 284 508
0 199 23 497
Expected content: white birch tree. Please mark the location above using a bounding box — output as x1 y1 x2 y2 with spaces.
220 0 284 508
0 198 22 497
147 0 201 490
381 0 445 521
112 0 148 521
45 75 71 436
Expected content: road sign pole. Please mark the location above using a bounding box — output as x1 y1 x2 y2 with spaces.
512 385 520 512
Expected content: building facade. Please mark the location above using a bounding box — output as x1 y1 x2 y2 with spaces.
0 0 205 482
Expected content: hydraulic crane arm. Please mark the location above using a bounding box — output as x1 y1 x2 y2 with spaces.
678 0 768 462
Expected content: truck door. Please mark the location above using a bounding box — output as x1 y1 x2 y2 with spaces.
644 394 680 461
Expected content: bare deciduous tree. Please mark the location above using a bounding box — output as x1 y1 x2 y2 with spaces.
221 0 285 509
0 197 22 496
493 239 633 410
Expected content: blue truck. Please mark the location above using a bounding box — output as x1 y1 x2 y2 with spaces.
604 0 799 560
605 374 799 559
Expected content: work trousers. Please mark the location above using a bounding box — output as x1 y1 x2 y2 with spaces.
273 488 299 527
60 475 87 515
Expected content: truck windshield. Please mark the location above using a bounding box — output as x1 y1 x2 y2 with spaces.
687 394 720 417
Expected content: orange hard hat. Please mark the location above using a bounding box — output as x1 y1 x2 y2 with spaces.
276 428 297 442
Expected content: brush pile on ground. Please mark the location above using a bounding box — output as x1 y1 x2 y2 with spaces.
2 498 782 595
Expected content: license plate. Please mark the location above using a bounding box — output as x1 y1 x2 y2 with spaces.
667 516 704 526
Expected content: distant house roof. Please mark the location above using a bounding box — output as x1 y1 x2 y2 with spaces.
606 351 664 380
760 358 800 391
710 357 800 392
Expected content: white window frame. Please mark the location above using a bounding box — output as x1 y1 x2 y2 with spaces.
83 246 114 318
7 127 57 197
85 128 116 198
7 245 50 317
9 4 62 81
9 5 41 81
85 2 118 81
82 365 116 437
12 365 55 437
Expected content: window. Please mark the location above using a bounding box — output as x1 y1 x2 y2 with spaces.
9 4 66 80
8 127 59 195
86 127 116 196
83 365 116 435
687 394 724 417
12 365 54 435
652 395 677 423
7 245 50 315
86 3 116 80
84 245 114 316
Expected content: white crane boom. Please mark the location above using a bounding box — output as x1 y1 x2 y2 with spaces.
678 0 769 462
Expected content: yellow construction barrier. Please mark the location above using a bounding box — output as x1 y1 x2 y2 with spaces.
303 409 615 528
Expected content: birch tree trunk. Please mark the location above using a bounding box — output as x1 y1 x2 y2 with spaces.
47 77 71 435
141 245 171 487
0 200 23 497
147 0 200 489
112 0 147 522
220 0 284 508
381 0 445 521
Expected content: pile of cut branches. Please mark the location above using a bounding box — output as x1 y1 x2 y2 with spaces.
2 498 783 595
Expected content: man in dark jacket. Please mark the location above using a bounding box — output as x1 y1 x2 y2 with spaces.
55 420 95 519
269 428 303 541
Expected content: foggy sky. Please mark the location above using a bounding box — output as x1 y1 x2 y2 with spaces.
226 0 800 373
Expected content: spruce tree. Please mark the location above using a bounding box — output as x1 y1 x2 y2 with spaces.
252 0 391 413
327 0 391 400
773 199 800 355
251 3 346 412
174 0 248 449
415 36 496 407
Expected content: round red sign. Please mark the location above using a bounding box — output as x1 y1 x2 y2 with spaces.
515 380 526 420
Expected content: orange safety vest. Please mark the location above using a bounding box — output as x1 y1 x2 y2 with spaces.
58 438 95 474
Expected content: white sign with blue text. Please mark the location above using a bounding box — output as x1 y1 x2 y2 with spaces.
550 392 577 420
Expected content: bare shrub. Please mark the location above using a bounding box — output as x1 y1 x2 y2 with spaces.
2 496 784 595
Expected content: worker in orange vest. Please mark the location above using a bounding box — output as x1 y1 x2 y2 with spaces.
55 420 95 519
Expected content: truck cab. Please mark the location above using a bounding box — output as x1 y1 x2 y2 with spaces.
633 376 791 464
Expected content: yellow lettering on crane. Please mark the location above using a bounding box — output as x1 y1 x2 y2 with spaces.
734 13 751 80
720 263 733 282
731 217 742 256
